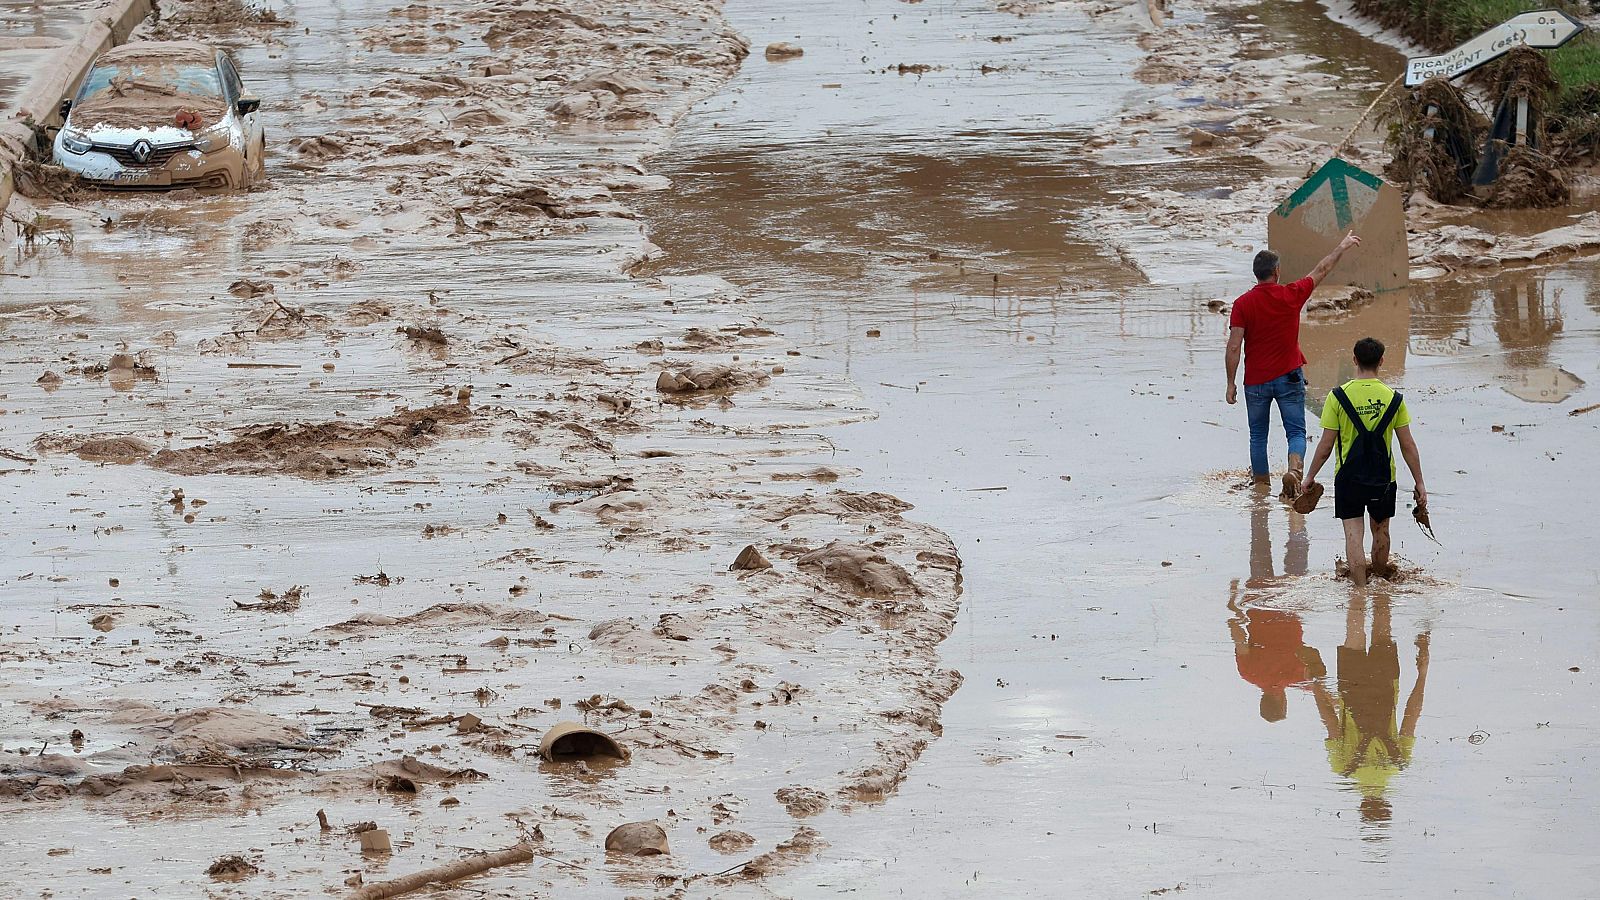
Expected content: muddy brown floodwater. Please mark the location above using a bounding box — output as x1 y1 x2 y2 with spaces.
2 0 1599 897
637 0 1600 896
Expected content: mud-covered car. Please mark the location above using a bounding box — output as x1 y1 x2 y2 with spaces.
53 40 264 190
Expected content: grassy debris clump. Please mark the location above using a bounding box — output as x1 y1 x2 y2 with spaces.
1384 47 1572 205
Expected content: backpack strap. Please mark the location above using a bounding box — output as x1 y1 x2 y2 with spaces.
1375 392 1403 434
1332 387 1369 435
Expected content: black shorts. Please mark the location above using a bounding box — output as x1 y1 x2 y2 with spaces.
1334 480 1397 521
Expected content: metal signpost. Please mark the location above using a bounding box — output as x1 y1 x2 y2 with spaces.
1404 10 1585 86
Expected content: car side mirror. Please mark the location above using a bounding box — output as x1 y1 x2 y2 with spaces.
59 99 72 119
236 98 260 115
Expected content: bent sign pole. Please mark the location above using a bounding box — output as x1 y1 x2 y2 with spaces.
1405 10 1585 86
1268 158 1408 293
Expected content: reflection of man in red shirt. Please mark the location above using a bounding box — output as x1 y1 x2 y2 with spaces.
1227 504 1320 721
1230 605 1320 721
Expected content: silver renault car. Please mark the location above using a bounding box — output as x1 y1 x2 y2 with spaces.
53 40 264 189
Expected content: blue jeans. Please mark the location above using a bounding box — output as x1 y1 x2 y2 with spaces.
1244 368 1307 477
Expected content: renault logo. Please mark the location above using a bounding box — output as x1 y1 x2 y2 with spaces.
130 140 153 164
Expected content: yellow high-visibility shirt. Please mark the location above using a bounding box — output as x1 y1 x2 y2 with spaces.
1319 378 1411 481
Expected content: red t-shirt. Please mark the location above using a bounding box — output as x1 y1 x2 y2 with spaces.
1230 277 1314 386
1235 608 1310 693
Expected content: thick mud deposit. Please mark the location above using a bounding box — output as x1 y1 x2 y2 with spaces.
6 0 1600 896
0 0 963 896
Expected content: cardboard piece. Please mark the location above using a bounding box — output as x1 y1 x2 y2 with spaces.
1268 159 1408 293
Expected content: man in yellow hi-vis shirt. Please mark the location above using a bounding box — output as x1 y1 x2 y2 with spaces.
1300 338 1427 587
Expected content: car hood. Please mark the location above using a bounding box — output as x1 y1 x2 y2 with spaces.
70 94 228 140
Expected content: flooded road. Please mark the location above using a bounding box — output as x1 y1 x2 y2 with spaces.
2 0 1598 895
639 0 1600 895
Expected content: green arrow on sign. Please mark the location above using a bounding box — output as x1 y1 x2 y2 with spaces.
1274 158 1384 230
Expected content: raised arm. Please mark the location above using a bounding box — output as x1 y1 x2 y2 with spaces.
1304 232 1363 288
1396 424 1425 508
1401 633 1430 738
1311 680 1340 741
1225 327 1244 404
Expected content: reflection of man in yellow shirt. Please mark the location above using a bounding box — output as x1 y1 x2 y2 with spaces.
1310 590 1430 825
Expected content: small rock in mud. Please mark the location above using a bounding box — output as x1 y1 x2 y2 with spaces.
605 820 669 856
205 854 259 880
709 830 755 853
730 545 772 571
775 786 829 818
764 42 804 59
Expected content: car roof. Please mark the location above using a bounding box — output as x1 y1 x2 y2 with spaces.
95 40 218 67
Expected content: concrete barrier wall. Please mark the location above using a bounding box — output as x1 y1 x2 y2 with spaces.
0 0 153 212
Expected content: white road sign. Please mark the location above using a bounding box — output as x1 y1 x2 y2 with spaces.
1405 10 1585 86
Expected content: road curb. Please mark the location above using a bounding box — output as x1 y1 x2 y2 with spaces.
0 0 152 213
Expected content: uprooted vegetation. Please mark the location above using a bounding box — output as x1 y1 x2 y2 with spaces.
1385 77 1487 204
1384 48 1571 208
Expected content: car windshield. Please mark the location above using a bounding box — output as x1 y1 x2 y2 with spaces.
76 61 222 103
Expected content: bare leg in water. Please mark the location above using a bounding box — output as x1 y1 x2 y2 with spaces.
1343 516 1369 587
1370 516 1392 579
1345 590 1368 651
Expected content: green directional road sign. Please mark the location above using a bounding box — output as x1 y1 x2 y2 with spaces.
1269 159 1408 293
1275 158 1384 231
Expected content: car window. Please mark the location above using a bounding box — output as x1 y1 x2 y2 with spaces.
76 62 224 103
218 55 243 102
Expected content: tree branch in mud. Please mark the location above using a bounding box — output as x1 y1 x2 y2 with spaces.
346 844 535 900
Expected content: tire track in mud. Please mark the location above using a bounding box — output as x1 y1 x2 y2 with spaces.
0 0 965 895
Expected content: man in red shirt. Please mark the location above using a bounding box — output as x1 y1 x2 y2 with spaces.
1225 232 1363 497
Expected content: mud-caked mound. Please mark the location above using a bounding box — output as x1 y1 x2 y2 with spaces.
151 401 474 477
